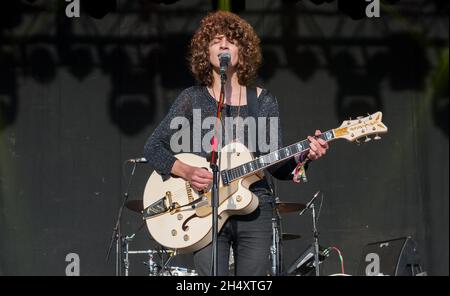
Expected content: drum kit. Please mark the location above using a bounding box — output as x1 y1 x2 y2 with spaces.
120 197 307 276
119 221 199 276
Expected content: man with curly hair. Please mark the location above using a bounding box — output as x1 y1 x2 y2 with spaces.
144 11 329 276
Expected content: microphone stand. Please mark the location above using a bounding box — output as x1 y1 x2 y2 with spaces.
106 161 138 276
209 70 227 276
299 191 321 276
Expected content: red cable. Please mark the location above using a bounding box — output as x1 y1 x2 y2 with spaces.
328 246 345 274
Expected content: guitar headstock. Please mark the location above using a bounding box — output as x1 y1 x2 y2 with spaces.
333 112 388 143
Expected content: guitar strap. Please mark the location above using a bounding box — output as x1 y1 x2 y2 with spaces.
246 87 276 195
246 87 260 157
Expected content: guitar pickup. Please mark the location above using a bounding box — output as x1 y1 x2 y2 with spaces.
221 171 230 185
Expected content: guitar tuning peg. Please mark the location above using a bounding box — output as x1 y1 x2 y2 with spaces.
355 139 361 145
367 113 372 120
374 134 381 140
364 136 371 143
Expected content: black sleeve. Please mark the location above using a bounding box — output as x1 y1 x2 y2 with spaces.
143 89 193 180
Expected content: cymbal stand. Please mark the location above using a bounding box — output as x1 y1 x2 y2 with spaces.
122 221 145 276
122 235 132 276
299 191 322 276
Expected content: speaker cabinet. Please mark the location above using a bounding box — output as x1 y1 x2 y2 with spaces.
358 236 425 276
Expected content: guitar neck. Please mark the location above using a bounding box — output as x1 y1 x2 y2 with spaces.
222 129 335 184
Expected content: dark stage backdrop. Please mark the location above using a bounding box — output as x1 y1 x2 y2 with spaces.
0 0 448 275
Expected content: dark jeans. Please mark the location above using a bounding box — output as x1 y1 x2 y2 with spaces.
193 201 273 276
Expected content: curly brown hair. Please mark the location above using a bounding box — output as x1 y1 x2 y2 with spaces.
189 11 262 87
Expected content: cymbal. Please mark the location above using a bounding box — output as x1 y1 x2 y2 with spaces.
126 200 144 213
276 201 306 214
281 233 301 240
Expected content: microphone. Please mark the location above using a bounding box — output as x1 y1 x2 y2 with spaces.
127 157 148 163
218 53 231 78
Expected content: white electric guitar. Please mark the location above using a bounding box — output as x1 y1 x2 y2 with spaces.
142 112 388 253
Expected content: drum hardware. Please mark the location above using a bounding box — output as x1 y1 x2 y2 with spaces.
270 191 323 276
286 244 330 276
270 201 282 276
142 249 175 276
121 232 197 276
297 190 323 276
121 221 148 276
122 242 178 276
111 165 198 276
275 202 306 214
159 266 199 276
270 198 305 276
106 160 142 276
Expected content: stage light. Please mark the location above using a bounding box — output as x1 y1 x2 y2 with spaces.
337 0 401 20
81 0 116 19
289 49 320 82
386 33 430 91
337 0 367 20
158 34 195 89
102 47 132 80
329 51 383 121
27 46 56 84
106 47 156 136
67 47 94 81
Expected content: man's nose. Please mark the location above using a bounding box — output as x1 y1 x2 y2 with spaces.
219 39 229 50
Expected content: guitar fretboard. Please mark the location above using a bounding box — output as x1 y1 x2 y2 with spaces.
221 130 334 184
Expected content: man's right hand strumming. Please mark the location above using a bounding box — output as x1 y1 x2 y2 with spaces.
172 160 213 192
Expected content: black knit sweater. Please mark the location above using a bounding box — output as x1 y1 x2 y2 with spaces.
143 85 301 203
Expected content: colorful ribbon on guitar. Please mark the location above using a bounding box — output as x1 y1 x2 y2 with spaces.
292 153 310 183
